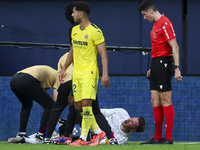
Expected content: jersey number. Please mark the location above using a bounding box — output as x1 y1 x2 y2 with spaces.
73 84 77 92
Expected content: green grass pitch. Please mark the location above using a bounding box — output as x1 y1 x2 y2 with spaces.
1 141 200 150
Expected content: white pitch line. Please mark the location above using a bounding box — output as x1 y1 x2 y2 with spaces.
174 142 200 145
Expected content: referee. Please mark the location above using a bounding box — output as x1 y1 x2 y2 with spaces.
138 0 182 145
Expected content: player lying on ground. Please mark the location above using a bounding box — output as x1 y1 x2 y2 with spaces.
25 108 146 145
98 108 146 145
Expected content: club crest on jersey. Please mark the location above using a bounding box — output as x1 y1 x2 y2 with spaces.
153 32 157 39
84 34 89 40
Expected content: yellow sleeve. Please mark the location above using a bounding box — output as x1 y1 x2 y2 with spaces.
93 29 105 46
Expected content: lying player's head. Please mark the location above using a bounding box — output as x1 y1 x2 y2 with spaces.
65 2 75 24
135 116 146 132
122 117 146 132
138 0 157 12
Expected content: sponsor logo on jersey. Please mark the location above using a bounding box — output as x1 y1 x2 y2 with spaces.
73 40 88 46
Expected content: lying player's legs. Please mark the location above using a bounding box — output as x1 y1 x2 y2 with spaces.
92 97 112 139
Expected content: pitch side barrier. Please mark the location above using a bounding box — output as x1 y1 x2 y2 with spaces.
0 41 151 54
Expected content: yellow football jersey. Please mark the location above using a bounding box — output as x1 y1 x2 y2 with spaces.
18 65 58 90
71 23 105 79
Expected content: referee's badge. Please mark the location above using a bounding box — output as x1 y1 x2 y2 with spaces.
84 34 89 40
159 85 163 89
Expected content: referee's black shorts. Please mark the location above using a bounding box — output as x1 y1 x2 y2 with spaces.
148 56 173 92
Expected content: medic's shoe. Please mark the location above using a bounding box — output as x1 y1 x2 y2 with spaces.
51 136 72 145
8 133 29 143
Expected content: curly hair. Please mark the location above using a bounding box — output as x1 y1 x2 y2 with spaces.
65 2 75 25
74 1 90 16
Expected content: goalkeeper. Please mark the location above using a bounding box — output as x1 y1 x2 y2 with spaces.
98 108 146 145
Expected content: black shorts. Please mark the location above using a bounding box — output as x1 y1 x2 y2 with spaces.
148 56 173 92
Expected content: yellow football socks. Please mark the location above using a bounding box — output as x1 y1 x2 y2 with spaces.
90 115 101 134
81 107 94 137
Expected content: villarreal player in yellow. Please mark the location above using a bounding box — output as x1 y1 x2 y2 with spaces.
59 1 110 146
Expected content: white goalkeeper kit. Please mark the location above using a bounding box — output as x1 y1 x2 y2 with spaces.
100 108 131 145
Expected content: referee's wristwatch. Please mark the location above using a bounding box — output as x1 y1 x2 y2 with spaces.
174 65 180 69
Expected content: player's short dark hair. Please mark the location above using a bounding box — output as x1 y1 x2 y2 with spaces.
65 2 75 24
138 0 157 12
74 1 90 16
135 117 146 132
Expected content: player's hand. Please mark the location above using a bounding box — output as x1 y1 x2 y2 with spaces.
174 68 182 82
101 74 110 88
59 69 65 84
147 69 151 77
